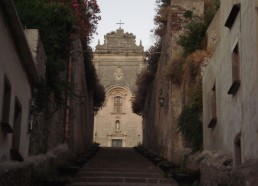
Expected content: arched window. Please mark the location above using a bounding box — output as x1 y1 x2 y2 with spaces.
114 96 122 113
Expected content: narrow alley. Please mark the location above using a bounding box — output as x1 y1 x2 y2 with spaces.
2 0 258 185
68 148 177 186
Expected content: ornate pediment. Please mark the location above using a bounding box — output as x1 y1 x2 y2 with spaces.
95 28 144 54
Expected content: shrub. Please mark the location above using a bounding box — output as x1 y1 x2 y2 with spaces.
183 10 193 18
132 70 155 115
83 48 105 111
177 3 219 57
93 82 105 112
177 18 207 57
16 0 104 112
178 107 203 152
166 58 184 84
178 82 203 152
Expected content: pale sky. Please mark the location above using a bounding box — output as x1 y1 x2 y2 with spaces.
90 0 157 51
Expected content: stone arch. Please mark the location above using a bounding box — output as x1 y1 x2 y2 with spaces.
105 86 132 114
105 86 131 97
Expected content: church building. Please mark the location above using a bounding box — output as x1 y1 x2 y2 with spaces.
93 28 144 147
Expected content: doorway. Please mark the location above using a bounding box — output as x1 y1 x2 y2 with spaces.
112 139 122 147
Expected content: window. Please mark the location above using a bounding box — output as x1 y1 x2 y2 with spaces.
225 3 240 29
1 76 13 133
114 96 122 113
10 97 23 161
228 43 240 95
208 84 217 128
234 132 241 166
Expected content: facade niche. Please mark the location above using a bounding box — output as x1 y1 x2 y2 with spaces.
1 76 13 133
228 43 240 95
115 120 120 131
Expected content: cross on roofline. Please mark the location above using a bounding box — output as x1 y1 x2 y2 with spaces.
116 20 124 29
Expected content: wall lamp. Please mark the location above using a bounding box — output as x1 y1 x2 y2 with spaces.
159 96 165 106
159 88 166 106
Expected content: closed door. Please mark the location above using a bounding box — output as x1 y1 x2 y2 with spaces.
112 139 122 147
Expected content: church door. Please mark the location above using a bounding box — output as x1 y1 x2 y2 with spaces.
112 139 122 147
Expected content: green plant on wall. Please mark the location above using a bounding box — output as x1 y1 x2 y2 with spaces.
178 106 203 152
183 10 193 18
15 0 74 109
178 82 203 152
177 18 207 57
177 4 219 57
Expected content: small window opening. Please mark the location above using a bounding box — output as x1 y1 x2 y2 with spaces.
234 132 241 166
1 76 13 133
10 98 23 161
228 43 240 95
225 3 240 29
208 84 217 128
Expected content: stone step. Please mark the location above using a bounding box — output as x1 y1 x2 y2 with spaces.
71 177 175 183
75 172 162 178
69 183 176 186
78 168 161 174
68 148 178 186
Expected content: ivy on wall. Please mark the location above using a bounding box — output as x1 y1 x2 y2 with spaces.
175 0 220 152
178 82 203 152
177 0 220 56
132 0 170 115
15 0 74 110
15 0 104 112
132 42 161 115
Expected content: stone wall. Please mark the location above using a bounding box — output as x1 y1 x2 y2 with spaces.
0 1 95 185
0 144 73 186
24 29 46 79
203 0 258 162
25 29 49 155
67 39 94 154
142 0 204 163
202 0 258 185
28 38 94 155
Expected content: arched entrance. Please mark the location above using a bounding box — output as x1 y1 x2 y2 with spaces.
94 86 142 147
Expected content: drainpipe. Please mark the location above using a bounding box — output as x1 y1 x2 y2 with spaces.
64 49 72 143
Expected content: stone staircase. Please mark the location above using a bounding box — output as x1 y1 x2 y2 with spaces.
68 148 178 186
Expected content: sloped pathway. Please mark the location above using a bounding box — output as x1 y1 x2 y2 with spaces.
68 148 178 186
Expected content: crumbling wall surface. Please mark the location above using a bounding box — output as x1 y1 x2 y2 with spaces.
200 151 233 186
0 144 73 186
231 160 258 186
200 153 258 186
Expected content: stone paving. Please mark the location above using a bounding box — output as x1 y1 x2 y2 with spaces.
68 148 178 186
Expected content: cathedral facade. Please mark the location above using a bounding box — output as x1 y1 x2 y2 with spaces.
93 28 144 147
